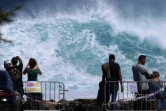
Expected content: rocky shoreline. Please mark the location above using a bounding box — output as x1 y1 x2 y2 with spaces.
22 98 159 111
59 99 159 111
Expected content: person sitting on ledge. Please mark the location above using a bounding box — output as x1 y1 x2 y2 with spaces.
23 58 42 81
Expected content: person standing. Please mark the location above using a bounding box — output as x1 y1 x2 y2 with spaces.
132 55 154 94
23 58 42 110
4 56 24 111
8 56 24 96
23 58 42 81
132 55 154 110
102 54 123 110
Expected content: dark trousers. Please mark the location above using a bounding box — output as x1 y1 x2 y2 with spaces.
134 89 149 110
104 82 119 110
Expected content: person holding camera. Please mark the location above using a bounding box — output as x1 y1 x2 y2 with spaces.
4 56 24 98
23 58 42 81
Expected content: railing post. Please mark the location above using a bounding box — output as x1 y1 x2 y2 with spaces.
23 81 68 110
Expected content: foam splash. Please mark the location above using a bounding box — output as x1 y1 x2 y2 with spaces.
1 0 166 99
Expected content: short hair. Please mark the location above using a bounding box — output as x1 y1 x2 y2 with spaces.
109 54 115 60
29 58 37 69
153 71 160 78
138 55 146 61
11 57 18 65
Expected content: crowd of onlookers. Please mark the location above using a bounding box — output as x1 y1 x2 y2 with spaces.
97 54 166 110
1 55 166 110
3 56 42 98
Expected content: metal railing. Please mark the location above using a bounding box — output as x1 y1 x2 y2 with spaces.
22 81 68 110
103 81 165 111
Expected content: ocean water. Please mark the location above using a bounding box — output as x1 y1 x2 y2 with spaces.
1 0 166 100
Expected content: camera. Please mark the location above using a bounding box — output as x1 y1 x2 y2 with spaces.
4 60 11 69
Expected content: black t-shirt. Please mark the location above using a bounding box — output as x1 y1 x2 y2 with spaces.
109 61 120 81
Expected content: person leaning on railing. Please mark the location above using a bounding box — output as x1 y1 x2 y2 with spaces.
132 55 154 94
132 55 154 110
23 58 42 81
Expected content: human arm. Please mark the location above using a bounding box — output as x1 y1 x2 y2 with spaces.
117 64 123 92
23 63 29 75
16 56 23 63
102 66 105 83
118 70 123 85
36 63 42 75
144 67 153 79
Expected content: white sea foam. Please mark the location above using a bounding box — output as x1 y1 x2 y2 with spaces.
1 0 166 100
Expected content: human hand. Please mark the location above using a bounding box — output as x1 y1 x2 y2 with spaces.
36 62 38 67
121 85 124 92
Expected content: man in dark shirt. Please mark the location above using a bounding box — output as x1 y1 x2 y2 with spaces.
102 54 123 110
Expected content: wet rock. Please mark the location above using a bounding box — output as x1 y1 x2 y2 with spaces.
22 98 159 111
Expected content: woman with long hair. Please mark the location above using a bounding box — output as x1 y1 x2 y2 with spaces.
23 58 42 81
